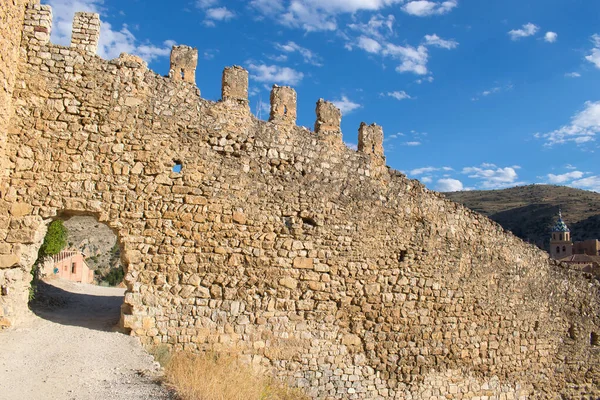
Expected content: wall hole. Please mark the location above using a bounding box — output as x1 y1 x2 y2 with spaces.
284 105 288 116
172 160 182 173
301 216 317 228
568 325 576 339
592 332 599 346
534 321 539 332
180 68 185 80
399 250 407 263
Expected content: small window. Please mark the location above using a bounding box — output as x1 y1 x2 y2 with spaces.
568 325 576 340
560 234 563 241
71 262 76 274
556 246 560 254
180 69 185 80
64 265 67 272
399 250 407 262
283 105 288 115
172 161 182 173
592 332 599 346
562 246 566 252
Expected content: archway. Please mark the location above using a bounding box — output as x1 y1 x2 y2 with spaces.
28 213 128 332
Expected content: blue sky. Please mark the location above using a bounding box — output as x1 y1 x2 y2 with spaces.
44 0 600 192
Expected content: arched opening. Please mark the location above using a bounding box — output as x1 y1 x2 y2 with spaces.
29 213 127 332
556 246 560 254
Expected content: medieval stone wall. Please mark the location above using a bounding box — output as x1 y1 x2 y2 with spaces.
2 3 600 399
0 0 41 328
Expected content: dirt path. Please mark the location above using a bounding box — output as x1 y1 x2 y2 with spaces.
0 279 173 400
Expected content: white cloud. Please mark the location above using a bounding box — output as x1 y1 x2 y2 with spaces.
547 171 584 184
565 164 577 170
536 101 600 146
571 176 600 192
508 23 539 41
565 72 581 78
421 176 432 183
332 95 362 114
196 1 235 26
423 34 458 49
345 142 358 151
402 0 458 17
348 14 395 40
247 63 304 85
472 84 513 101
275 41 322 66
205 7 235 21
403 141 421 146
462 165 521 189
47 0 174 62
437 178 463 192
410 166 452 176
383 43 430 75
585 34 600 69
357 36 383 53
544 31 558 43
385 91 411 100
252 1 405 32
416 76 434 84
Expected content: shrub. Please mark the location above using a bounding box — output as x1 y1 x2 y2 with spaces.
163 351 310 400
39 220 68 257
103 266 124 286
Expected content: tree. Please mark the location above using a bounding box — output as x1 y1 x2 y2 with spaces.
39 220 68 257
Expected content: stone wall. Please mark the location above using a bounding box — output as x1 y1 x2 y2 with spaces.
2 3 600 398
0 0 40 328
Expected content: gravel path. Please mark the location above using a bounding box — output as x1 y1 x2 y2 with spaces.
0 279 174 400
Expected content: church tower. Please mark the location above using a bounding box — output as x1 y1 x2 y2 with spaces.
550 210 573 259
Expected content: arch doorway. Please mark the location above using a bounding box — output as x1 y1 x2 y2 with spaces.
29 214 127 332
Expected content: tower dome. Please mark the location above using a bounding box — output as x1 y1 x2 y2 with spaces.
552 210 570 233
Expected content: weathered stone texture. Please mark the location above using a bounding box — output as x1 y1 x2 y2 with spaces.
1 3 600 399
70 12 100 54
315 99 342 144
169 45 198 84
222 66 249 104
0 0 41 329
270 85 297 125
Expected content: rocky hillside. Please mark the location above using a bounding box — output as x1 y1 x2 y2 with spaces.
62 216 121 277
444 185 600 249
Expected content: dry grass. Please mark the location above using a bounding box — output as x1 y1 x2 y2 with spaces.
162 351 310 400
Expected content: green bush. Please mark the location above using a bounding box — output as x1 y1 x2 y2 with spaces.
39 220 68 257
103 266 124 286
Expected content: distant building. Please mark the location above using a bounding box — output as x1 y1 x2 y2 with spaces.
550 211 600 277
43 250 94 284
549 211 572 259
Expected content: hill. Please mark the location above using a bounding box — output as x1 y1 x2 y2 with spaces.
444 185 600 249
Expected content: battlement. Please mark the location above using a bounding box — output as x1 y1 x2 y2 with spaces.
22 4 52 46
71 12 100 54
169 45 198 84
358 122 385 160
222 66 248 104
315 99 342 143
269 85 297 125
19 3 389 158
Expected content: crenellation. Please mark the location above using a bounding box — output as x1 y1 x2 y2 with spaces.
222 66 249 104
314 99 341 143
358 122 385 160
169 45 198 84
269 85 297 125
22 3 52 46
70 12 100 54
